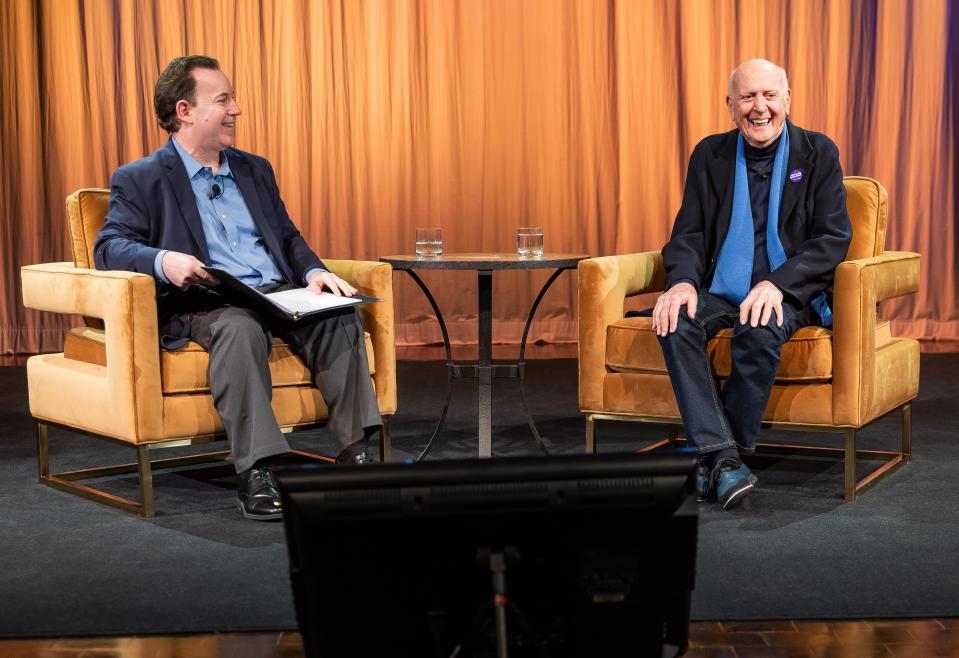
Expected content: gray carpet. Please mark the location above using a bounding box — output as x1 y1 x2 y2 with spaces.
0 354 956 637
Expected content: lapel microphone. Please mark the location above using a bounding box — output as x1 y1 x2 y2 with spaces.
209 183 223 200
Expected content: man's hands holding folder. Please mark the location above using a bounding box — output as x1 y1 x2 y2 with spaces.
307 270 357 297
198 266 377 321
162 251 219 288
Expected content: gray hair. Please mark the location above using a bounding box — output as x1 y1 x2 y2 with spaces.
728 59 789 98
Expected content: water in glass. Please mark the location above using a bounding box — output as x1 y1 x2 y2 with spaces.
516 227 544 257
415 228 443 258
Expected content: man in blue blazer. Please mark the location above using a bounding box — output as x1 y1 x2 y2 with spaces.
95 56 381 521
652 59 853 509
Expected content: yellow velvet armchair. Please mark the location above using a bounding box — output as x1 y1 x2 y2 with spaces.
21 188 397 517
578 176 919 500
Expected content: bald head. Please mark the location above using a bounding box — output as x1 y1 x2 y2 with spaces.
728 59 789 99
726 59 791 148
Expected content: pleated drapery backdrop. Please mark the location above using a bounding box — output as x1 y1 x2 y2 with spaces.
1 0 957 354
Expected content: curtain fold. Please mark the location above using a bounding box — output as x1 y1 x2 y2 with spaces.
1 0 956 354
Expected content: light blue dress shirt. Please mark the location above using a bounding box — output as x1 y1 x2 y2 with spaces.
154 138 323 287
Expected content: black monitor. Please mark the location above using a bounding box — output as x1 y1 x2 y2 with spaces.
275 451 698 658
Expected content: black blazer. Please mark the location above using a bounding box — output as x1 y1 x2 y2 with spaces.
94 138 325 348
662 121 853 308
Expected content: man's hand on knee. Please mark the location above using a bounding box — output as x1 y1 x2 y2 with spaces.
307 271 357 297
162 251 218 288
739 280 784 327
652 282 698 336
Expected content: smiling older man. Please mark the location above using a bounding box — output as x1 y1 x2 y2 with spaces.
94 56 382 521
653 58 852 509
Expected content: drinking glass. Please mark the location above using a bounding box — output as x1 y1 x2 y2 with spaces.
415 228 443 258
516 227 544 257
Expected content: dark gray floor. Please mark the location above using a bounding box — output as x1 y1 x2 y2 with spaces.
0 354 957 637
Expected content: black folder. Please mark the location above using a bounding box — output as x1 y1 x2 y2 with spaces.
202 267 380 322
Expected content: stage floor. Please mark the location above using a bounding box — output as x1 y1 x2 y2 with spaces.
2 355 959 637
3 620 959 657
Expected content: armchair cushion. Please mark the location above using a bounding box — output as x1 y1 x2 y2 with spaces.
709 326 833 382
604 317 892 384
605 317 833 382
64 326 375 395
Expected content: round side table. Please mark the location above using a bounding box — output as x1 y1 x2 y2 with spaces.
381 253 588 459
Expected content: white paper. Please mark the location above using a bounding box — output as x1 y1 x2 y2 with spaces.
264 288 363 315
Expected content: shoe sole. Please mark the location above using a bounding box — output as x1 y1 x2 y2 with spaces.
720 475 758 510
236 500 284 521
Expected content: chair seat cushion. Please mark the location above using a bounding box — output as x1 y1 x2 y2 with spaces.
64 325 375 394
605 317 835 383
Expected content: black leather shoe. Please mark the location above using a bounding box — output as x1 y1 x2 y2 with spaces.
337 450 373 465
237 465 283 521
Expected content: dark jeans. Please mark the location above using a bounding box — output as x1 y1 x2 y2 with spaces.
657 291 820 456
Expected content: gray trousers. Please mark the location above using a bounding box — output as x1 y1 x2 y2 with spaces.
190 303 382 473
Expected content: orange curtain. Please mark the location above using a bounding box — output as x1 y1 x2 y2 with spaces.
2 0 956 354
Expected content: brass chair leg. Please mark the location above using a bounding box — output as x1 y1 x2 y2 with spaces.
136 445 156 518
379 416 393 462
902 402 912 462
35 420 332 517
585 414 596 454
843 429 857 502
578 411 909 500
36 422 49 481
37 421 158 517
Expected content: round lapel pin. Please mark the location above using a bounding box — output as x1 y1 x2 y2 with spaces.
789 169 804 183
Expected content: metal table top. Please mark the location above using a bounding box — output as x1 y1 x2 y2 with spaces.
380 253 588 271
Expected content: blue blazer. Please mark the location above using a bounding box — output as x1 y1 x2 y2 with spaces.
94 138 325 348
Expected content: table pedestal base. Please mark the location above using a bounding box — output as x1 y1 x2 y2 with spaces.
402 267 567 459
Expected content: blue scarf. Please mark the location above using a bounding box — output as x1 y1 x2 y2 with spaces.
709 129 832 326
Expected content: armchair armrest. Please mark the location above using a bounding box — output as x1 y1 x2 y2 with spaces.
324 259 397 415
831 251 920 425
577 252 665 410
20 263 164 441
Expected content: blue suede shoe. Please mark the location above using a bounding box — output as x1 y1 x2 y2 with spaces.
711 458 757 509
